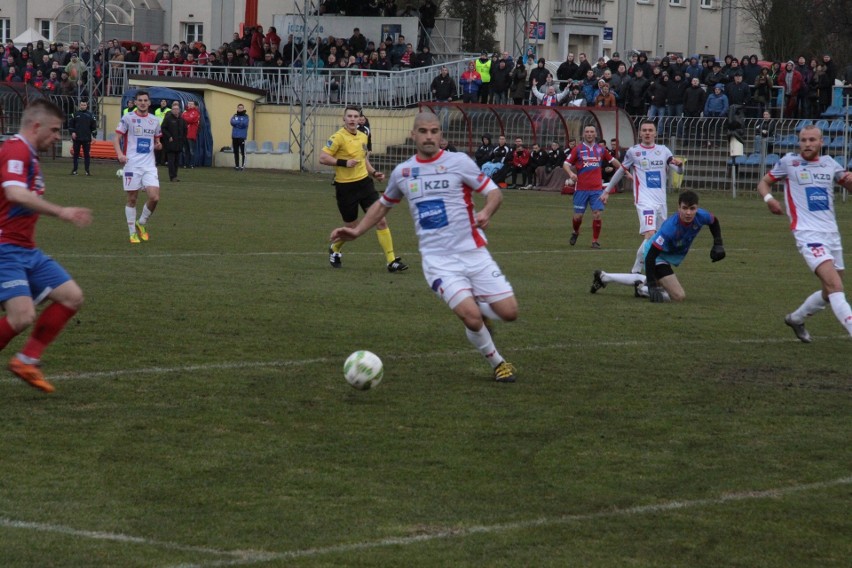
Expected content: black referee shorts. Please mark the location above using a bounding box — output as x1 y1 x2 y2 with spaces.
335 177 380 223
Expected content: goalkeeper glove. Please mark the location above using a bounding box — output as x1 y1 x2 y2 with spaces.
710 244 726 262
648 285 666 303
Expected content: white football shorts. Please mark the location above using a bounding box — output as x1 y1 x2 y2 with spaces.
122 167 159 191
421 248 514 309
793 230 844 272
636 202 667 234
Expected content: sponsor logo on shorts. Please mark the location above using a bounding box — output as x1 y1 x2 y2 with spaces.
2 279 28 289
431 278 443 291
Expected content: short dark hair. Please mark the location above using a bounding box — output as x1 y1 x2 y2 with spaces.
639 119 657 129
134 90 149 100
678 190 699 207
344 105 361 114
22 98 65 125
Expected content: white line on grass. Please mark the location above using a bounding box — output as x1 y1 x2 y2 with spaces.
171 475 852 567
0 334 833 386
6 477 845 567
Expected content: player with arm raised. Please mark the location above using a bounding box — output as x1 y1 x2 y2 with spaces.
589 190 725 301
0 99 93 393
330 112 519 382
757 124 852 342
600 119 683 275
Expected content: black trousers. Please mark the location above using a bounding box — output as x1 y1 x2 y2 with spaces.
232 137 245 167
167 151 181 180
72 139 91 172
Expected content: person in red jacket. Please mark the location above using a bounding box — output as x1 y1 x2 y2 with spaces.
249 26 264 66
777 60 804 118
265 27 281 52
507 137 531 189
182 101 201 168
138 43 157 73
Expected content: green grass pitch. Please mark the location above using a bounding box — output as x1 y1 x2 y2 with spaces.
0 160 849 567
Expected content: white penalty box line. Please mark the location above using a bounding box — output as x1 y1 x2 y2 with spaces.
1 476 849 567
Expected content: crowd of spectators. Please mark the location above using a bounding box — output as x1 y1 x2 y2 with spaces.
450 50 851 120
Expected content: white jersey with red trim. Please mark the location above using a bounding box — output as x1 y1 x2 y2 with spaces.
768 153 845 232
115 110 161 170
620 143 674 207
383 150 499 255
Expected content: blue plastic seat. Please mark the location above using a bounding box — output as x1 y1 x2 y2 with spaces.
764 153 780 166
821 106 843 118
794 119 813 132
776 134 798 149
256 141 274 154
827 137 844 151
744 152 763 166
272 141 290 154
847 157 852 170
827 119 846 135
815 119 830 132
244 140 258 154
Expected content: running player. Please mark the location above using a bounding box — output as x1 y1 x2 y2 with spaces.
113 90 162 244
0 99 93 393
330 112 519 382
757 124 852 342
563 124 622 248
590 190 725 301
603 120 684 272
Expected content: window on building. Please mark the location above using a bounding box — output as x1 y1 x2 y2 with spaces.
637 0 653 4
669 0 683 6
700 0 713 7
183 23 204 44
0 18 11 44
38 19 54 41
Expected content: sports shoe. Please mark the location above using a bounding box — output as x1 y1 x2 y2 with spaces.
591 241 601 249
387 257 409 273
633 280 644 298
129 233 141 244
569 232 579 246
135 221 149 242
328 246 342 268
9 356 54 393
494 361 516 383
784 314 812 343
71 170 78 176
590 270 606 294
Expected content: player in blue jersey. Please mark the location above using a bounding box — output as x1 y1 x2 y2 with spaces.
589 190 726 301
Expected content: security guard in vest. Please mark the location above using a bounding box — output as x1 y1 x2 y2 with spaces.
475 51 492 103
153 99 170 165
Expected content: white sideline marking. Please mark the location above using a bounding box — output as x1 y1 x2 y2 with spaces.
6 477 844 567
176 476 852 567
0 334 828 386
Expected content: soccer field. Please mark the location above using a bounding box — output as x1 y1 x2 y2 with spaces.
0 161 849 567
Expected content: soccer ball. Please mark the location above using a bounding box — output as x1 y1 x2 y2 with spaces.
343 350 384 391
116 168 124 178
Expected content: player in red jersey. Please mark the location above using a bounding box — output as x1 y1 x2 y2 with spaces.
563 124 623 248
0 99 93 393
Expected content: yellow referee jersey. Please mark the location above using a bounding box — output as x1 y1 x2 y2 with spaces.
323 127 369 183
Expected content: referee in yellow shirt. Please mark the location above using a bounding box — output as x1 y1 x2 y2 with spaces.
320 106 408 272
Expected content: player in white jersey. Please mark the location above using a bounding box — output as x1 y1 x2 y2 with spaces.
113 90 162 244
603 120 683 273
330 112 519 383
757 125 852 342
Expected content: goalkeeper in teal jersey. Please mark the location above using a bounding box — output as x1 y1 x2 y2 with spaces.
590 190 725 302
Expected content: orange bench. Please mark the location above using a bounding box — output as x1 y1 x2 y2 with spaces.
68 140 118 160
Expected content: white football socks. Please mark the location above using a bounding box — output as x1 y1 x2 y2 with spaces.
631 242 646 274
828 292 852 336
465 325 503 368
125 206 137 235
790 290 827 324
602 272 645 286
139 204 153 225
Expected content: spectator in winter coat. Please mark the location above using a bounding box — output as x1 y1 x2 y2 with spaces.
431 66 457 101
704 84 729 117
574 53 591 80
647 75 668 118
624 67 649 115
556 53 579 90
527 58 550 103
474 134 495 168
581 69 599 105
459 61 482 103
725 73 751 107
666 72 687 116
507 138 531 188
593 82 617 107
778 61 804 118
509 63 527 105
704 61 728 87
683 77 707 117
489 60 511 104
684 57 702 81
182 100 201 167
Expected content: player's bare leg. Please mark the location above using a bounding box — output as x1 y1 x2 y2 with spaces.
454 296 516 382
